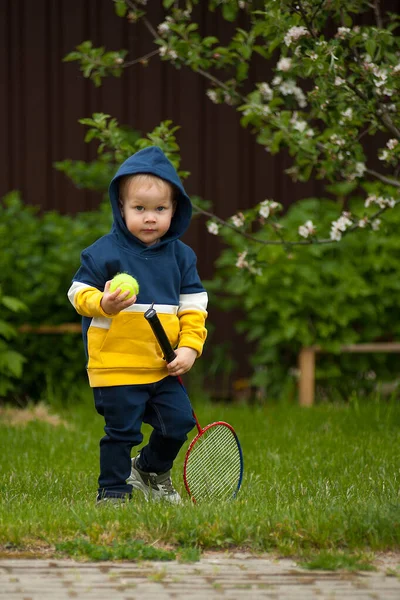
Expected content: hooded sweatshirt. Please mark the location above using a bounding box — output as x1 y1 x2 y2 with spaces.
67 146 208 387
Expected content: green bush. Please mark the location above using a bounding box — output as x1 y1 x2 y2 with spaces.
0 285 27 397
0 191 112 401
208 197 400 400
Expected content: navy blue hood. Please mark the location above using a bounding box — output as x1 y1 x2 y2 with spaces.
109 146 192 249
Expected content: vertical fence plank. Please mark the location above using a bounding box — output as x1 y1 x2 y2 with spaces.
298 347 316 406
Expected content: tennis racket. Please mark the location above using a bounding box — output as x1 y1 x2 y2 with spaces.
144 304 244 503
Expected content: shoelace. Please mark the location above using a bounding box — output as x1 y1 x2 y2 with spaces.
150 474 176 495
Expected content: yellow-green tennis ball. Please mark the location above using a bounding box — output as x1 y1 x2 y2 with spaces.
110 273 139 298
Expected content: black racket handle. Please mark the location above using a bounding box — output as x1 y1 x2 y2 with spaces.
144 305 177 363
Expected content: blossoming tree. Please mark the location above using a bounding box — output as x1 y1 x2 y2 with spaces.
66 0 400 273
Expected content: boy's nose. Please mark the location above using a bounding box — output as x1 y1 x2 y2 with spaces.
144 212 156 222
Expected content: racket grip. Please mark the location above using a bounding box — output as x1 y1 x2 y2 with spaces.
144 305 177 364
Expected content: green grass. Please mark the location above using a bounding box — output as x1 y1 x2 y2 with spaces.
1 393 399 566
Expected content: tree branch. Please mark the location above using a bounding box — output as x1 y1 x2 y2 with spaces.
192 201 400 247
365 169 400 188
371 0 383 28
123 49 160 68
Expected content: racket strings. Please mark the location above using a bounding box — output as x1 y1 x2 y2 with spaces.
185 424 242 501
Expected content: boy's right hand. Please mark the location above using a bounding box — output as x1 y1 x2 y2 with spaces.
100 280 137 315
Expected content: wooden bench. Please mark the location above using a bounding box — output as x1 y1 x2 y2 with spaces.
298 343 400 406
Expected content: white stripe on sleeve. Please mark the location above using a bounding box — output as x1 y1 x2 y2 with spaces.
67 281 94 308
178 292 208 314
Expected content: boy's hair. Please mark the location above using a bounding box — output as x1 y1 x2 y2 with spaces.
119 173 176 208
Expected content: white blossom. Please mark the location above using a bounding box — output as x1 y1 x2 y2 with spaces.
159 46 177 60
298 220 316 238
330 134 346 147
308 51 318 61
207 222 220 235
387 139 399 150
334 76 346 86
277 57 292 72
330 212 352 240
379 149 390 161
236 251 249 269
259 82 273 100
277 79 307 108
293 119 307 133
393 63 400 73
373 66 388 81
336 27 351 38
371 219 381 231
223 92 234 106
259 203 270 219
235 251 262 276
258 199 281 219
231 213 245 228
348 162 366 180
284 26 309 47
341 108 353 120
358 217 368 228
365 195 396 209
206 89 218 103
158 22 170 35
330 227 342 241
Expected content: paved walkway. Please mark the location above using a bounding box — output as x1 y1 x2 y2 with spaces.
1 552 400 599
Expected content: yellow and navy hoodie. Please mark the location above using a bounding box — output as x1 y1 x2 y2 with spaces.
67 146 208 387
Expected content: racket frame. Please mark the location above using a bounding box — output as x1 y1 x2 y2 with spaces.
144 303 244 502
183 419 244 503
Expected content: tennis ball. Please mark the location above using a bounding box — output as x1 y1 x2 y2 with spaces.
110 273 139 298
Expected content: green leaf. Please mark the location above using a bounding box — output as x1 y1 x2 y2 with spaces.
0 349 25 377
366 39 376 58
114 0 128 18
2 296 28 313
222 3 238 22
0 321 17 340
342 13 353 27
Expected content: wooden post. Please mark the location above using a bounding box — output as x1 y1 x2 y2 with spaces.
298 347 315 407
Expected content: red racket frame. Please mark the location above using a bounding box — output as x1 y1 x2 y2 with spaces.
182 415 241 503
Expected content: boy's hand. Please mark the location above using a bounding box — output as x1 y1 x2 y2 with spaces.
167 347 197 376
100 280 137 315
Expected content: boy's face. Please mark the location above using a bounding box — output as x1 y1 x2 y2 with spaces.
120 179 174 246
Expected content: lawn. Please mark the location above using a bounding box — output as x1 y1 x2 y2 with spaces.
0 392 399 567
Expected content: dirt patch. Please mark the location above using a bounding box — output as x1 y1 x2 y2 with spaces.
0 402 69 428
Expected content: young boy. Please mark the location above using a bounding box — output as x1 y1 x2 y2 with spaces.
67 146 208 504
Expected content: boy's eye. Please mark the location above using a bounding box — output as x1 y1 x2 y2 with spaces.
157 206 166 212
134 206 144 211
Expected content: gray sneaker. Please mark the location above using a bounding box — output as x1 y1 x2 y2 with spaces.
127 456 182 504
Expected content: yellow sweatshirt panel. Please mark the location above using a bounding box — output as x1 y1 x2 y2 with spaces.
178 309 208 357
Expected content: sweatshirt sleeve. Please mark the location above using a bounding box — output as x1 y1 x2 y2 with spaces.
67 250 117 318
178 250 208 356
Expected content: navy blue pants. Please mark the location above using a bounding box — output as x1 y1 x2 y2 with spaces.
93 376 196 499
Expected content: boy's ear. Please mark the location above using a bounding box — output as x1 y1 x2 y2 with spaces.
119 198 124 217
